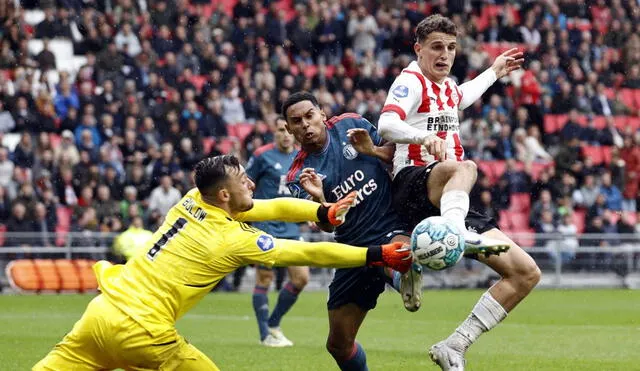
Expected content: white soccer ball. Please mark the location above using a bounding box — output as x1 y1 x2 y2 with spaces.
411 216 465 271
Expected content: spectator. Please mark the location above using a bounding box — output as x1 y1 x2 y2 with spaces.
119 186 142 223
114 23 141 58
12 96 38 132
0 186 10 222
572 174 600 209
348 5 379 59
488 124 514 160
531 189 558 228
621 135 640 211
32 202 54 247
5 202 34 249
535 209 556 250
222 87 246 125
94 184 119 223
148 175 181 216
591 83 613 116
13 132 35 170
36 39 56 72
599 171 623 211
54 80 80 120
0 147 14 188
0 100 15 133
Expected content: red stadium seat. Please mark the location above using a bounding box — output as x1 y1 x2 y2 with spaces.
530 161 554 181
621 89 637 109
202 137 216 155
627 117 640 132
325 65 336 78
543 115 558 134
476 160 496 184
601 146 613 165
509 193 531 213
498 210 511 232
622 211 637 226
603 87 615 100
591 116 606 130
55 206 72 246
492 161 507 181
613 116 627 131
572 209 586 234
304 64 319 79
49 133 61 148
575 114 588 126
582 146 603 165
217 138 235 154
634 89 640 109
555 114 569 130
234 123 254 142
189 75 208 93
509 211 530 231
0 224 6 246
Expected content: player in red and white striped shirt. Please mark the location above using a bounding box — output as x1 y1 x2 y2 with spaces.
378 15 540 371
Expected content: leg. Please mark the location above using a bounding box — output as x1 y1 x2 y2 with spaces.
327 304 369 371
426 160 477 234
325 267 386 371
33 296 113 371
267 266 309 333
384 233 423 312
155 339 220 371
430 228 540 370
253 266 274 342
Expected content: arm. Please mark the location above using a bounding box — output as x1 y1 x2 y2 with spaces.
347 128 395 164
236 194 356 226
378 112 431 144
459 48 524 110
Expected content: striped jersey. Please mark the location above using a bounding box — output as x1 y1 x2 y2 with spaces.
382 61 465 176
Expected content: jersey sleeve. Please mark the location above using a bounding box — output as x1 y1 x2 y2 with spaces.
285 170 311 200
236 198 320 223
227 224 367 268
355 117 383 146
381 73 423 121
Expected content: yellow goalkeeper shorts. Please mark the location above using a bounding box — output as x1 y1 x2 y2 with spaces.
33 294 219 371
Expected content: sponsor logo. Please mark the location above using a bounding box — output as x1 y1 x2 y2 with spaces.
288 183 302 198
256 235 275 251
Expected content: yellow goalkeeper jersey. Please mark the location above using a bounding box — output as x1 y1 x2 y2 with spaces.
93 188 367 336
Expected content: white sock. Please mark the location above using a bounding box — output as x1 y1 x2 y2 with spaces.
440 190 470 234
446 292 507 352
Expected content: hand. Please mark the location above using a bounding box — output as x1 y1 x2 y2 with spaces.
423 134 447 161
326 191 358 226
299 168 324 201
491 48 524 79
347 128 375 156
370 242 413 273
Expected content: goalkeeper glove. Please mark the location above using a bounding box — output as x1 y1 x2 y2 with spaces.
367 242 413 273
317 191 357 226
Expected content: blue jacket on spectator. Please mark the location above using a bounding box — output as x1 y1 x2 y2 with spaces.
74 125 102 148
600 185 622 211
54 93 79 120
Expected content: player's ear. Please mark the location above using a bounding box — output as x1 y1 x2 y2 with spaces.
319 109 326 121
217 187 230 203
414 42 422 57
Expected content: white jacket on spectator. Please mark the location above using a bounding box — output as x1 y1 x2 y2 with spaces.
148 185 182 216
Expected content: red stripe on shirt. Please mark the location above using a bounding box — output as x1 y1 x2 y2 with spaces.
401 70 430 113
431 82 444 111
286 151 308 183
444 81 455 108
381 104 407 120
453 133 464 161
326 113 362 129
407 144 425 166
454 85 462 107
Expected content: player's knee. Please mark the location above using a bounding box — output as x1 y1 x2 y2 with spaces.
290 274 309 289
512 253 541 292
326 336 353 361
458 160 477 181
256 269 274 287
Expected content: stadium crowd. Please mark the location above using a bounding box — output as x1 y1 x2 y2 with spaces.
0 0 639 270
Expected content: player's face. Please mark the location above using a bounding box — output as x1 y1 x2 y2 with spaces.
226 165 255 213
415 32 457 83
285 101 327 151
274 118 295 151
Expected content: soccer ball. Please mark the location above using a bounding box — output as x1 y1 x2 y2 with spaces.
411 216 465 271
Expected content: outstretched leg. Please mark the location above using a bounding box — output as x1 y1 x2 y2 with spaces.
430 229 540 370
267 266 309 345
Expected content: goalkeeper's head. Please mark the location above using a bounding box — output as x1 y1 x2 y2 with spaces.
194 155 255 214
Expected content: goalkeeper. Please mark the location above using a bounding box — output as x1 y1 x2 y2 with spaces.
33 155 412 371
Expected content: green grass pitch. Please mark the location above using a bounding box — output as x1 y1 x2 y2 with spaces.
1 289 639 370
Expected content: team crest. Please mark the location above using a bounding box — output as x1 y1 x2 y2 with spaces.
257 235 275 251
274 162 282 170
343 144 358 160
392 85 409 98
288 183 302 198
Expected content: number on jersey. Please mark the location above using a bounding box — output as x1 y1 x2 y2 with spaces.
147 218 188 261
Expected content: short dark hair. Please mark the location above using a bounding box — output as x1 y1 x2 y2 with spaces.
281 91 320 121
194 155 240 196
415 15 457 43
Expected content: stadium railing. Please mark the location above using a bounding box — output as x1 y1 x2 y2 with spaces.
0 232 639 291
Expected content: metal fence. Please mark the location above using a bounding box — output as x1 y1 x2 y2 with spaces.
1 231 640 290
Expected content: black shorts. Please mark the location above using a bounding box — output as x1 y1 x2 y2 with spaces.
392 164 498 234
327 229 409 311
